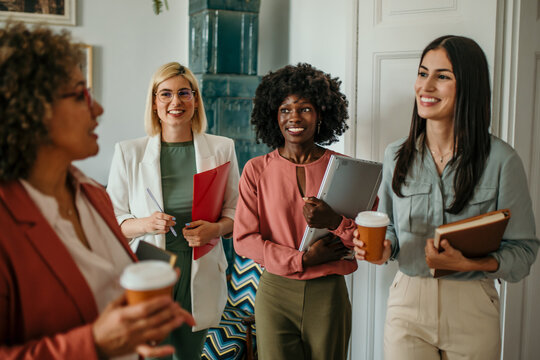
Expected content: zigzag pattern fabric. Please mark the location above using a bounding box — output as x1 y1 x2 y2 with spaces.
202 255 263 360
227 255 263 313
201 306 256 360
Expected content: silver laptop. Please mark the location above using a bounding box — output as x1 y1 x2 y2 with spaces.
298 155 383 251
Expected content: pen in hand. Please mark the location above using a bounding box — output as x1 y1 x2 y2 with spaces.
146 187 177 237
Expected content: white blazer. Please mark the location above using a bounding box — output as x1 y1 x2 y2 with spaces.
107 132 240 331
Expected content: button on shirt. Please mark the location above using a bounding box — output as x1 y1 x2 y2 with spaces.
379 135 539 281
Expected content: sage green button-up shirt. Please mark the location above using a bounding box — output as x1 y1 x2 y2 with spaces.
379 135 538 282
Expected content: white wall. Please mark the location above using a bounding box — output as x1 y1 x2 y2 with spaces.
0 0 191 184
288 0 356 155
258 0 290 76
69 0 190 185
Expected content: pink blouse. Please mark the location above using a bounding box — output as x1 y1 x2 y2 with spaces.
233 149 358 280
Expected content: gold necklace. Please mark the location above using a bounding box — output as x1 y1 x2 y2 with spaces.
59 203 75 217
429 148 453 164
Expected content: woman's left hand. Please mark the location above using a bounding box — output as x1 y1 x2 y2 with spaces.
183 220 221 247
302 197 342 230
302 234 351 267
425 238 470 271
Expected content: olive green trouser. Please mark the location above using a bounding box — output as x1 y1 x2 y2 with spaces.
255 271 351 360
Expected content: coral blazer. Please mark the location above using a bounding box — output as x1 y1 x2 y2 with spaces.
0 179 136 359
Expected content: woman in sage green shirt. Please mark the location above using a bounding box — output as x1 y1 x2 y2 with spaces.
107 62 240 360
353 36 538 360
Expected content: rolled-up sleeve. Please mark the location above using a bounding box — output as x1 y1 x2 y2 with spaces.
485 151 539 282
107 143 136 226
220 139 240 222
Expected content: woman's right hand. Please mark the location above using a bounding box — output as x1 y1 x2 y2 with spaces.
92 294 195 358
143 211 176 235
121 212 176 239
302 234 351 268
352 229 391 265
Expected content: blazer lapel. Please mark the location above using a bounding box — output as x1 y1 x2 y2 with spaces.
194 132 216 173
0 181 98 323
141 135 165 211
140 135 166 246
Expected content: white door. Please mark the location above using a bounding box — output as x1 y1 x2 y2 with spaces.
349 1 500 359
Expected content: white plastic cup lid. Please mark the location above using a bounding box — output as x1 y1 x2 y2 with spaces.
120 260 177 291
355 211 390 227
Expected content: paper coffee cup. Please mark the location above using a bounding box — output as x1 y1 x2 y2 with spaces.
355 211 390 261
120 260 177 305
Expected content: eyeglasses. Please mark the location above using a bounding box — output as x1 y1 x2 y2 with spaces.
155 89 195 103
60 87 94 109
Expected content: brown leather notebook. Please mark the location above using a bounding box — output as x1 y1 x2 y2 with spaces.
430 209 511 278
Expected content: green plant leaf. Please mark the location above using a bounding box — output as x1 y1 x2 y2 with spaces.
152 0 163 15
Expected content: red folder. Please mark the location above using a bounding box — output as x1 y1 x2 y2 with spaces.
192 161 231 260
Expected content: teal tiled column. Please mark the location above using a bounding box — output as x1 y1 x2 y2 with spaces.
189 0 268 267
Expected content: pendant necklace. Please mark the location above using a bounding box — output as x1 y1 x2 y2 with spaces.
430 148 452 164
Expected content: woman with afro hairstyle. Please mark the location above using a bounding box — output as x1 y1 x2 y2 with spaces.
234 63 355 360
0 23 194 359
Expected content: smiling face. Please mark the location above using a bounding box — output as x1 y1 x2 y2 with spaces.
46 66 104 161
153 75 197 132
414 48 457 124
277 95 318 147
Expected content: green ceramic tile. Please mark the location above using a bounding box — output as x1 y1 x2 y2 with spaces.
189 10 258 75
189 0 261 15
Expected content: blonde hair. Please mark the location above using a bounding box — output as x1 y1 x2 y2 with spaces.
144 62 207 136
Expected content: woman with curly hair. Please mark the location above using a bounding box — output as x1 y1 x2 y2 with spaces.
0 23 194 359
234 63 355 360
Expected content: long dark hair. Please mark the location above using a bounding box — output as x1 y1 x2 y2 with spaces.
391 35 491 214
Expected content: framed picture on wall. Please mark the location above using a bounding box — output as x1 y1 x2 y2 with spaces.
80 44 93 89
0 0 76 26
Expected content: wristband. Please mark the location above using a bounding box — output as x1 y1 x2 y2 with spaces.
217 222 223 237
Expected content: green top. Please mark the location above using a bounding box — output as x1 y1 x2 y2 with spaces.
379 135 539 281
160 141 196 253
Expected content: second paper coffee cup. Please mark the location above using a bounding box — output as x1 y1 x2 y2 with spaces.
120 260 177 305
355 211 390 261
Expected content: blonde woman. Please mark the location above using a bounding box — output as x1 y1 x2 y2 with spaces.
107 62 240 360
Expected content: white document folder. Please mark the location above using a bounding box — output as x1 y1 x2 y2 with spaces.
298 155 383 251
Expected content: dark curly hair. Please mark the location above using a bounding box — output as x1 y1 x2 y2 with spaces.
251 63 349 149
0 22 84 182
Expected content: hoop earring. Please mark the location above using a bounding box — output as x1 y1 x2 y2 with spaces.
317 121 321 135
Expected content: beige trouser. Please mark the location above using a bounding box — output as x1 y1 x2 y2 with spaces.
384 272 501 360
